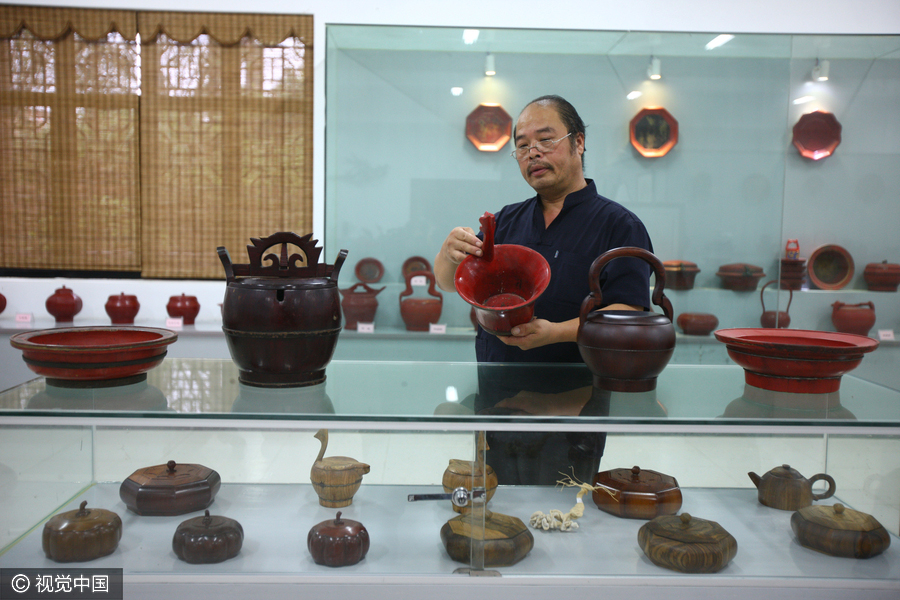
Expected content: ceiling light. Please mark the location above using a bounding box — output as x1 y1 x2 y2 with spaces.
792 95 814 105
705 34 734 50
812 59 830 82
484 53 496 77
462 29 479 45
451 87 463 96
647 56 661 80
627 91 643 100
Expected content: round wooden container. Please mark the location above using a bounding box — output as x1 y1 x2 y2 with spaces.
307 511 370 567
440 508 534 567
42 501 122 563
592 465 682 520
637 513 737 573
716 263 765 291
173 510 243 564
119 460 221 516
791 503 890 559
663 260 700 290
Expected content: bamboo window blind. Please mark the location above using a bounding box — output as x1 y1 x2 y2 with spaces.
0 7 313 278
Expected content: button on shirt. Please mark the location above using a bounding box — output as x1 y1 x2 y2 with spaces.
475 179 653 365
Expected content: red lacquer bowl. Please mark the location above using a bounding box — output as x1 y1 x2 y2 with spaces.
10 326 177 385
714 328 878 394
455 245 551 335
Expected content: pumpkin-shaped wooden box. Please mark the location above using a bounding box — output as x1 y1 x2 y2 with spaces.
791 503 890 559
593 465 682 520
637 513 737 573
173 510 243 564
120 460 221 516
307 511 370 567
42 501 122 563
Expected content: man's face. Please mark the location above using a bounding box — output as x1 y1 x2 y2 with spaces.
514 103 584 197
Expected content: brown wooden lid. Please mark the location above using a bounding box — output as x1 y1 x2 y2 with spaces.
643 513 732 544
794 503 884 533
766 464 805 480
44 501 121 534
175 509 243 536
126 459 215 488
595 466 679 495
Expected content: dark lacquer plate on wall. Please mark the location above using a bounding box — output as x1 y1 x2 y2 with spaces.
10 326 177 386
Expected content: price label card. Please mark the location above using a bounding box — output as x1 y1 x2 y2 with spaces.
411 275 427 287
429 323 446 334
165 317 184 330
14 313 33 328
878 329 895 341
357 323 375 333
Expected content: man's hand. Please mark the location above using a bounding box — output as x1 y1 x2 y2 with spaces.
497 318 578 350
434 227 482 291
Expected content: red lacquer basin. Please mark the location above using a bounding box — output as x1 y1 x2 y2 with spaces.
10 326 177 385
714 328 879 394
456 245 551 335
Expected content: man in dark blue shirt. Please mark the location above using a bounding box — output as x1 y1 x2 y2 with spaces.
434 95 654 483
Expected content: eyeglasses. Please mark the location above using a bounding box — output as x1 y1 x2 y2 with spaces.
510 132 573 160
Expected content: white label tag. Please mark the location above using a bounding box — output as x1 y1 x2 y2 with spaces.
357 322 375 333
411 275 427 287
429 323 446 334
877 329 895 341
14 313 33 328
576 496 583 504
165 317 184 329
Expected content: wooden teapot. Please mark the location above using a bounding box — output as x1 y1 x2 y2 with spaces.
577 247 675 392
748 464 835 511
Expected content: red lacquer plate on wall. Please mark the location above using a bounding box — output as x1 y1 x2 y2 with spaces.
630 107 678 158
10 326 177 386
466 104 512 152
792 111 842 161
714 328 878 394
808 244 854 290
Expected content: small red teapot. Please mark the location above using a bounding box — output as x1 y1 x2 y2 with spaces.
759 280 791 328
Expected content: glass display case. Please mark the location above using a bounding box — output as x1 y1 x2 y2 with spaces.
1 358 898 599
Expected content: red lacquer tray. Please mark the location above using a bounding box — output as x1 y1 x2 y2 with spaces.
808 244 854 290
10 326 177 385
465 104 512 152
714 328 878 394
630 107 678 158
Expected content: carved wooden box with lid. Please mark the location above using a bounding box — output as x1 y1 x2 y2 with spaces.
119 460 221 516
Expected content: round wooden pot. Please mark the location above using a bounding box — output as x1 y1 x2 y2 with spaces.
42 501 122 563
307 511 370 567
105 293 140 324
676 313 718 336
173 509 243 564
46 286 83 323
166 294 200 325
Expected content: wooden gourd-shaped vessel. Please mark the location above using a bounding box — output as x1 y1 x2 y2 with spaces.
442 432 498 514
310 429 370 507
577 247 675 392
